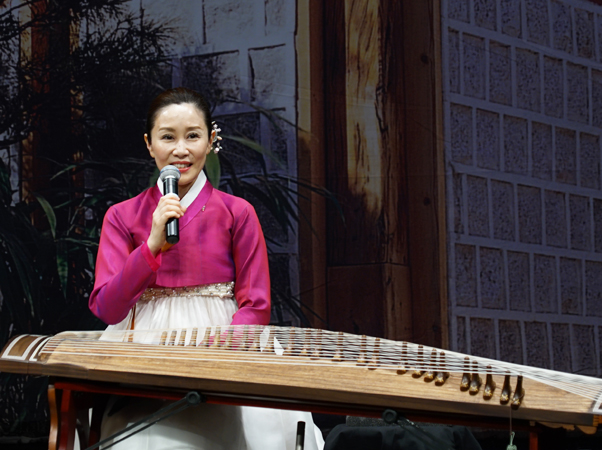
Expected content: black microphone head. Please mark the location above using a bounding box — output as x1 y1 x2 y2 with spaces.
159 165 181 181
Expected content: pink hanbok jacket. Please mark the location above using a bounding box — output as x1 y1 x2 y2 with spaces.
89 181 271 326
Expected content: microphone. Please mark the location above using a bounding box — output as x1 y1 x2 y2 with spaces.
159 165 181 244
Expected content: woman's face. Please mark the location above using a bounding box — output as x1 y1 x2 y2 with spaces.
145 102 213 198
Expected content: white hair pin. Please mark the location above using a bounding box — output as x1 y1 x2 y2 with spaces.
212 122 222 154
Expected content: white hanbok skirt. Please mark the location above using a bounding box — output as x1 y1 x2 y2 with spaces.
99 283 325 450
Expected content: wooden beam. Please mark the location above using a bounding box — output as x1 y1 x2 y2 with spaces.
401 0 448 348
323 0 412 341
296 0 328 327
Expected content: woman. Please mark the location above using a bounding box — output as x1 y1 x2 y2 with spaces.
89 87 324 449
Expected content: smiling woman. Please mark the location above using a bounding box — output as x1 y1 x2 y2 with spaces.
87 87 324 450
143 100 215 256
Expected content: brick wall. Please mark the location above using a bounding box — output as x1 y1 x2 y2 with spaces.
443 0 602 375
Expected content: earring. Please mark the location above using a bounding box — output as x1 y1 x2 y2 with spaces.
212 122 222 154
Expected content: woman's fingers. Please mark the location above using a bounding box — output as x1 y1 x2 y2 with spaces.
156 196 186 219
147 196 186 255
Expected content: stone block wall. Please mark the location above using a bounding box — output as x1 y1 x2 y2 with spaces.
0 2 21 205
0 144 20 204
443 0 602 375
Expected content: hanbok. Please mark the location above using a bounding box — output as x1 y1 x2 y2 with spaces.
90 172 325 450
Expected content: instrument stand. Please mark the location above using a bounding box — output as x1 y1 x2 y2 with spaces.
295 421 306 450
48 378 544 450
47 380 210 450
382 409 456 450
382 408 540 450
84 391 204 450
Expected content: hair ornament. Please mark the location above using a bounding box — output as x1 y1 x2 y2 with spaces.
212 121 222 154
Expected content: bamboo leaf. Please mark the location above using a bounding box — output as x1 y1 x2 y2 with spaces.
205 151 221 188
49 164 78 180
33 193 57 239
59 236 100 248
86 247 96 273
56 244 69 298
4 239 36 317
148 166 160 187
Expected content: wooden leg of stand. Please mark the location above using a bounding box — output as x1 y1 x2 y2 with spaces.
76 407 90 449
88 395 109 448
58 389 76 450
529 429 539 450
48 385 59 450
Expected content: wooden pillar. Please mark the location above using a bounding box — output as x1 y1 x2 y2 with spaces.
297 0 327 327
19 0 51 203
298 0 446 346
322 0 412 342
401 0 447 348
19 1 80 204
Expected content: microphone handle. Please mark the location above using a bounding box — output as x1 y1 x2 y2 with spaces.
166 217 179 244
163 177 180 244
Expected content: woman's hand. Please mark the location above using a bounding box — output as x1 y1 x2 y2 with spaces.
147 194 187 256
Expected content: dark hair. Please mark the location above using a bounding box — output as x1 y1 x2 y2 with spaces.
146 87 212 142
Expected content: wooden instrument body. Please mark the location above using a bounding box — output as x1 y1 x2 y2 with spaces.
2 328 602 429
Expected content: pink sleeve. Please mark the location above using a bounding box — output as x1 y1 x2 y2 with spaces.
229 205 271 325
88 207 161 325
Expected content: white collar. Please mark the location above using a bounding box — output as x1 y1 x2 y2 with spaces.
156 170 207 208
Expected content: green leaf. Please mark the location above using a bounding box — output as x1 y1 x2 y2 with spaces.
49 164 78 181
86 247 96 273
204 151 221 188
4 239 36 317
33 193 57 239
148 166 160 187
59 236 100 248
56 244 69 298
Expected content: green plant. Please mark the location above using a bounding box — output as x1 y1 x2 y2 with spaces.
0 158 58 436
